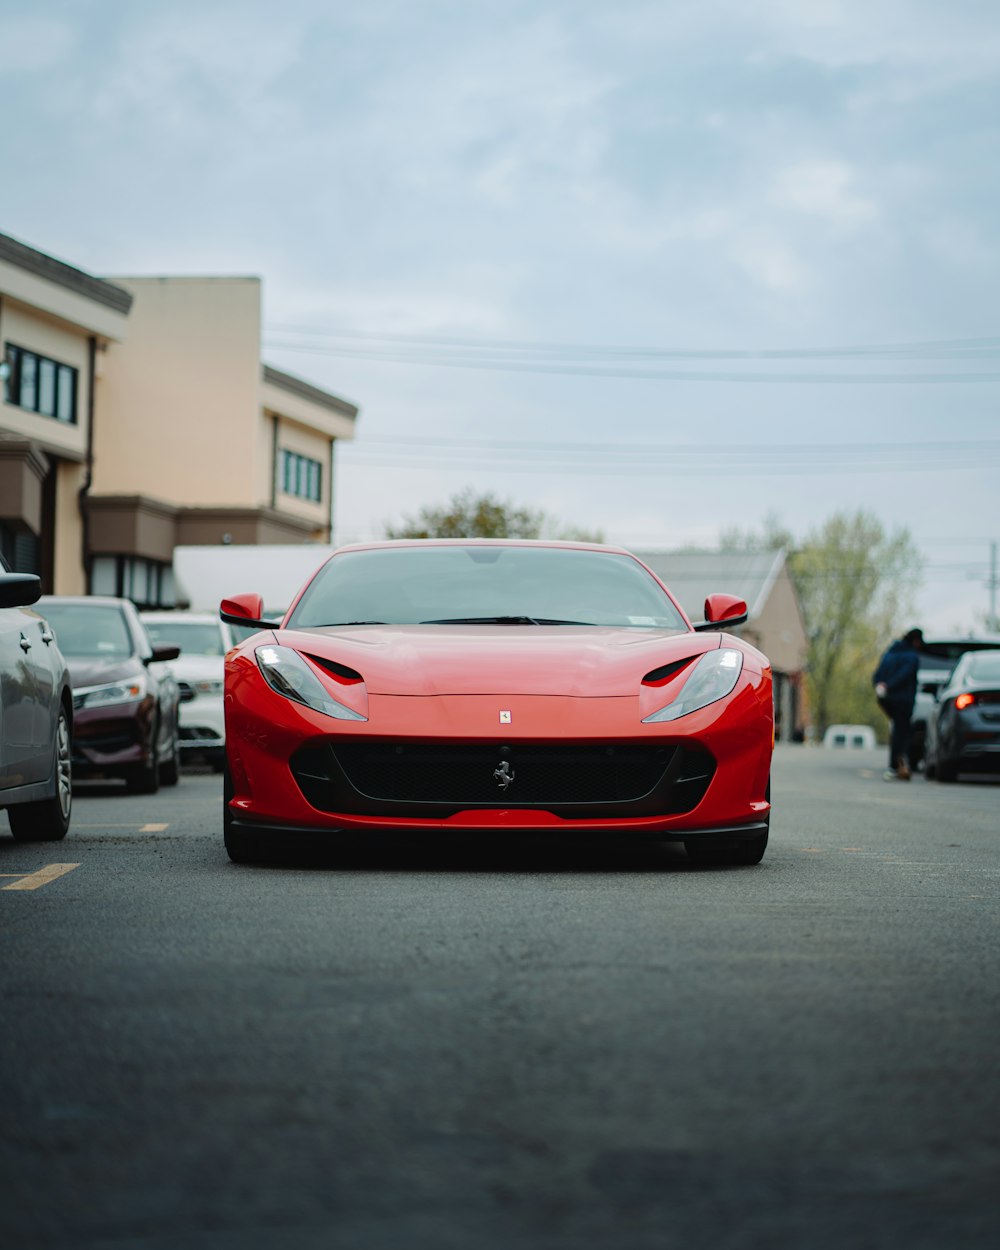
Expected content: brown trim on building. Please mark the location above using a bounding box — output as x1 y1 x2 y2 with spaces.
177 506 323 547
0 232 134 314
0 438 50 533
83 495 325 563
85 495 180 563
263 365 358 418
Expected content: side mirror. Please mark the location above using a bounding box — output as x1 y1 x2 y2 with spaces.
0 572 42 609
220 593 281 630
693 593 749 633
146 643 182 664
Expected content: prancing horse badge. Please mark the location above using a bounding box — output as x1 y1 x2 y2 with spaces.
499 710 512 724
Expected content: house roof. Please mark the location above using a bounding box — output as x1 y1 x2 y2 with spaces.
0 231 133 314
630 548 786 622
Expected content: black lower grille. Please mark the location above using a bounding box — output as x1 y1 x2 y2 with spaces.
290 740 715 819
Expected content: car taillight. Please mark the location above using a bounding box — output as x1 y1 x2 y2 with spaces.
955 693 975 710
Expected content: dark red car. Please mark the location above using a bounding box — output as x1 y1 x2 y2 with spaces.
38 596 182 794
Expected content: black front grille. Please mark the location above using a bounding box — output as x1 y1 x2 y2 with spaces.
177 682 196 703
290 740 716 819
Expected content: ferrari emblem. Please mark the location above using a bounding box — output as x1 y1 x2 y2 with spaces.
499 710 512 724
493 760 515 791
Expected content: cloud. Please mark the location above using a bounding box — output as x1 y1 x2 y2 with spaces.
770 159 877 228
0 15 74 72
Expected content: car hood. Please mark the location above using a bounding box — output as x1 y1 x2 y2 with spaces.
66 656 143 689
273 624 718 697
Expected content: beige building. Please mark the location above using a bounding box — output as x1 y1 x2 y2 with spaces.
1 233 358 603
1 232 132 593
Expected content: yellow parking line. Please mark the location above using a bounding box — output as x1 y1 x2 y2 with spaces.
139 823 169 833
3 864 80 891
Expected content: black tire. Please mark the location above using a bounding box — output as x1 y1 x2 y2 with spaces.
160 731 181 787
924 755 937 780
223 759 265 863
8 706 72 842
686 827 769 867
210 750 226 774
126 718 160 795
936 758 958 783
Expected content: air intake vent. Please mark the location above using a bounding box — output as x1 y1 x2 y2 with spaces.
642 656 698 686
305 655 363 684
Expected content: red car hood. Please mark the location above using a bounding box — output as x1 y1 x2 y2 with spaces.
274 624 716 697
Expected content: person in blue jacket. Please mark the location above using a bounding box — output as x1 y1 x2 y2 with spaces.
872 628 924 780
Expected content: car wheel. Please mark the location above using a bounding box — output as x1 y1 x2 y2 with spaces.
8 706 72 842
160 732 181 787
126 718 160 794
936 758 958 783
685 827 769 867
223 759 264 863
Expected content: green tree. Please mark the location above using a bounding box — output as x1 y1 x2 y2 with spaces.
386 488 603 542
790 511 922 737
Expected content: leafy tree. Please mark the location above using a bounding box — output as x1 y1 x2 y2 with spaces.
718 510 794 553
790 511 922 738
386 488 603 542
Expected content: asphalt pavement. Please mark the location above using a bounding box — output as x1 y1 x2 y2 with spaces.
0 745 997 1249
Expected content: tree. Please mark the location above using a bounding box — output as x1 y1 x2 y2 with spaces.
386 488 604 542
790 511 922 737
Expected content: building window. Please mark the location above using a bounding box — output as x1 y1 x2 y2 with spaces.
280 449 323 502
90 555 175 609
3 343 78 424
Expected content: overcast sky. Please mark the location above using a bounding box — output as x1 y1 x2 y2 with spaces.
2 0 998 632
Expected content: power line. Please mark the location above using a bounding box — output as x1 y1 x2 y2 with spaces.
264 338 1000 384
263 326 1000 383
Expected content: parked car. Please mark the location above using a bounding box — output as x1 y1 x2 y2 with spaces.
924 649 1000 782
220 539 773 866
141 611 237 771
38 596 182 794
909 634 1000 769
0 565 73 840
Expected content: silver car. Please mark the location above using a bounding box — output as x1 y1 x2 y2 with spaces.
0 564 73 840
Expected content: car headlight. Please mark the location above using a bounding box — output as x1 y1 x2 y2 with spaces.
193 679 224 695
642 648 743 722
255 645 367 721
74 675 148 710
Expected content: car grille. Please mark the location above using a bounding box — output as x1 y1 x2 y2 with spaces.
177 682 197 703
290 740 716 819
179 725 222 741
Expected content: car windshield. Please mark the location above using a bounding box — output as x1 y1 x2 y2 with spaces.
144 620 225 656
966 652 1000 682
921 640 1000 667
41 604 134 658
288 546 688 630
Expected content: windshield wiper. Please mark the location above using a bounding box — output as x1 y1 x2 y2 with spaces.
420 616 590 626
323 620 388 626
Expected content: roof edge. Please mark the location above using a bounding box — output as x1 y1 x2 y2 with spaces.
263 365 358 419
0 232 133 315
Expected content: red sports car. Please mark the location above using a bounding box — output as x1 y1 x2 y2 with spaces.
220 541 773 865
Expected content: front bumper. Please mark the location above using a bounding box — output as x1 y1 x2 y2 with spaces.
225 664 773 836
71 702 153 774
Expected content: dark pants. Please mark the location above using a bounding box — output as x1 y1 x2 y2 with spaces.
879 699 913 769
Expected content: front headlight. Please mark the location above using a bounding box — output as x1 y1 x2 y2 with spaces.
193 679 224 695
255 645 367 721
642 648 743 722
74 675 148 710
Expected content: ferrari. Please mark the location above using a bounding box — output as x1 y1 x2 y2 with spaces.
220 540 773 865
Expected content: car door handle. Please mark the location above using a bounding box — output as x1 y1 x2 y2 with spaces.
41 630 55 644
20 634 31 652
